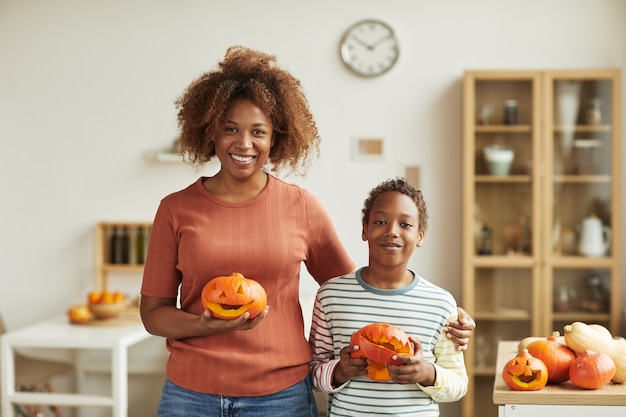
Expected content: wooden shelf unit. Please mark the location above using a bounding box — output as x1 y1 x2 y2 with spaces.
95 221 152 291
462 69 621 417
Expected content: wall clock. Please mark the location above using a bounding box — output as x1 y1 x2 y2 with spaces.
339 19 399 77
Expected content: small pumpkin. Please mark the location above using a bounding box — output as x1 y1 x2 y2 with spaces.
201 272 267 320
563 321 626 383
527 331 576 383
502 349 548 391
67 305 92 323
350 323 414 381
569 349 616 389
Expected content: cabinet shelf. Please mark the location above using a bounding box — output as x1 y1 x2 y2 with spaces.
462 69 621 417
475 175 531 183
101 264 146 273
475 125 532 133
549 256 614 268
553 175 611 183
476 309 530 321
474 367 496 377
552 311 611 323
554 124 611 133
472 255 534 268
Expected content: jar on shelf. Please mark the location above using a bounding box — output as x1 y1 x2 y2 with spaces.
504 99 518 124
477 224 493 255
584 98 603 125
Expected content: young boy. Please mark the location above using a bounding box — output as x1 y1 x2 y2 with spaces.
309 177 468 416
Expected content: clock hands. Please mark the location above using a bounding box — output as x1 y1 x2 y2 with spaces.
350 34 374 50
371 34 392 48
351 33 392 51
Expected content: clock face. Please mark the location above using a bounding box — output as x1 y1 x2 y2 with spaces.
340 19 399 77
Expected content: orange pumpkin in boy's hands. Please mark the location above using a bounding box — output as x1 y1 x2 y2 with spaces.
350 323 415 381
201 273 267 320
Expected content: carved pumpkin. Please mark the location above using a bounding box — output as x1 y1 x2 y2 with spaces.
527 332 576 383
201 272 267 320
350 323 415 381
569 349 616 389
502 349 548 391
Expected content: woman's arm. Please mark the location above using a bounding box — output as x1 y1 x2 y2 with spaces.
443 307 476 351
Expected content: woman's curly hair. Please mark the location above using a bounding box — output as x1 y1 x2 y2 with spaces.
175 45 320 174
361 177 429 234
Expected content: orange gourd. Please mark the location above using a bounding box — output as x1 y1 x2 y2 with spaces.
569 350 616 389
527 332 576 383
201 272 267 320
350 323 415 381
502 349 548 391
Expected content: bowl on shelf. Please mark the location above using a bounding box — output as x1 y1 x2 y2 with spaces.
88 302 126 319
483 145 514 176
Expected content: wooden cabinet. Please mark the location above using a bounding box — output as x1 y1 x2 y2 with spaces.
461 69 621 417
95 221 152 291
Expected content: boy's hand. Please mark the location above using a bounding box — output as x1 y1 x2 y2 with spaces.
332 344 368 387
443 306 476 351
388 337 436 386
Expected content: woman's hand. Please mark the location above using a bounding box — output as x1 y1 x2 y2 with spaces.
200 306 269 332
443 306 476 351
140 295 269 339
332 344 368 387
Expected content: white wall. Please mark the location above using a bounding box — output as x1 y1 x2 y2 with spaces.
1 1 625 416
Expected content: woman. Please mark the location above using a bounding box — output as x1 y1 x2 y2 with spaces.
140 46 474 417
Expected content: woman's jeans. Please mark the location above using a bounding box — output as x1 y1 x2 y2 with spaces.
156 377 319 417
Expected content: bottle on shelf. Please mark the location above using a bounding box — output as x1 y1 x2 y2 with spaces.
136 226 146 265
503 99 518 125
109 226 121 264
120 227 130 264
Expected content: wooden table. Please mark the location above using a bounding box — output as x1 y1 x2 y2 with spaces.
493 341 626 416
1 316 154 417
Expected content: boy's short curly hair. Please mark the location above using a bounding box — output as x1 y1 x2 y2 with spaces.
175 45 320 174
361 177 429 234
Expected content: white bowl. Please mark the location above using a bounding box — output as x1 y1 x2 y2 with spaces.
483 146 514 176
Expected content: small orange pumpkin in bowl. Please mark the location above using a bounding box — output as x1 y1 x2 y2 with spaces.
350 323 415 381
87 290 127 319
201 272 267 320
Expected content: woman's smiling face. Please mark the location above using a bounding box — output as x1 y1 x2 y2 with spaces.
214 99 274 180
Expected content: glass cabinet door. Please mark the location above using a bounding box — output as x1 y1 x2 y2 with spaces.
462 71 543 417
462 69 620 417
543 70 621 336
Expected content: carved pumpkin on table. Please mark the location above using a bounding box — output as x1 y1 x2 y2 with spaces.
350 323 415 381
502 349 548 391
201 272 267 320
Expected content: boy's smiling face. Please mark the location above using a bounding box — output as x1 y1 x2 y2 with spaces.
362 191 424 268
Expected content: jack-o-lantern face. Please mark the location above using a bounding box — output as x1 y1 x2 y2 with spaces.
201 273 267 320
502 349 548 391
350 323 415 381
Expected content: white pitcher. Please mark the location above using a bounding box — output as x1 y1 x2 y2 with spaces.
578 215 611 257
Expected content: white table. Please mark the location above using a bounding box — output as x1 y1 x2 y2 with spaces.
1 316 154 417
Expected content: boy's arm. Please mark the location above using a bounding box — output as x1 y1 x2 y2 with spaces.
418 319 469 402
